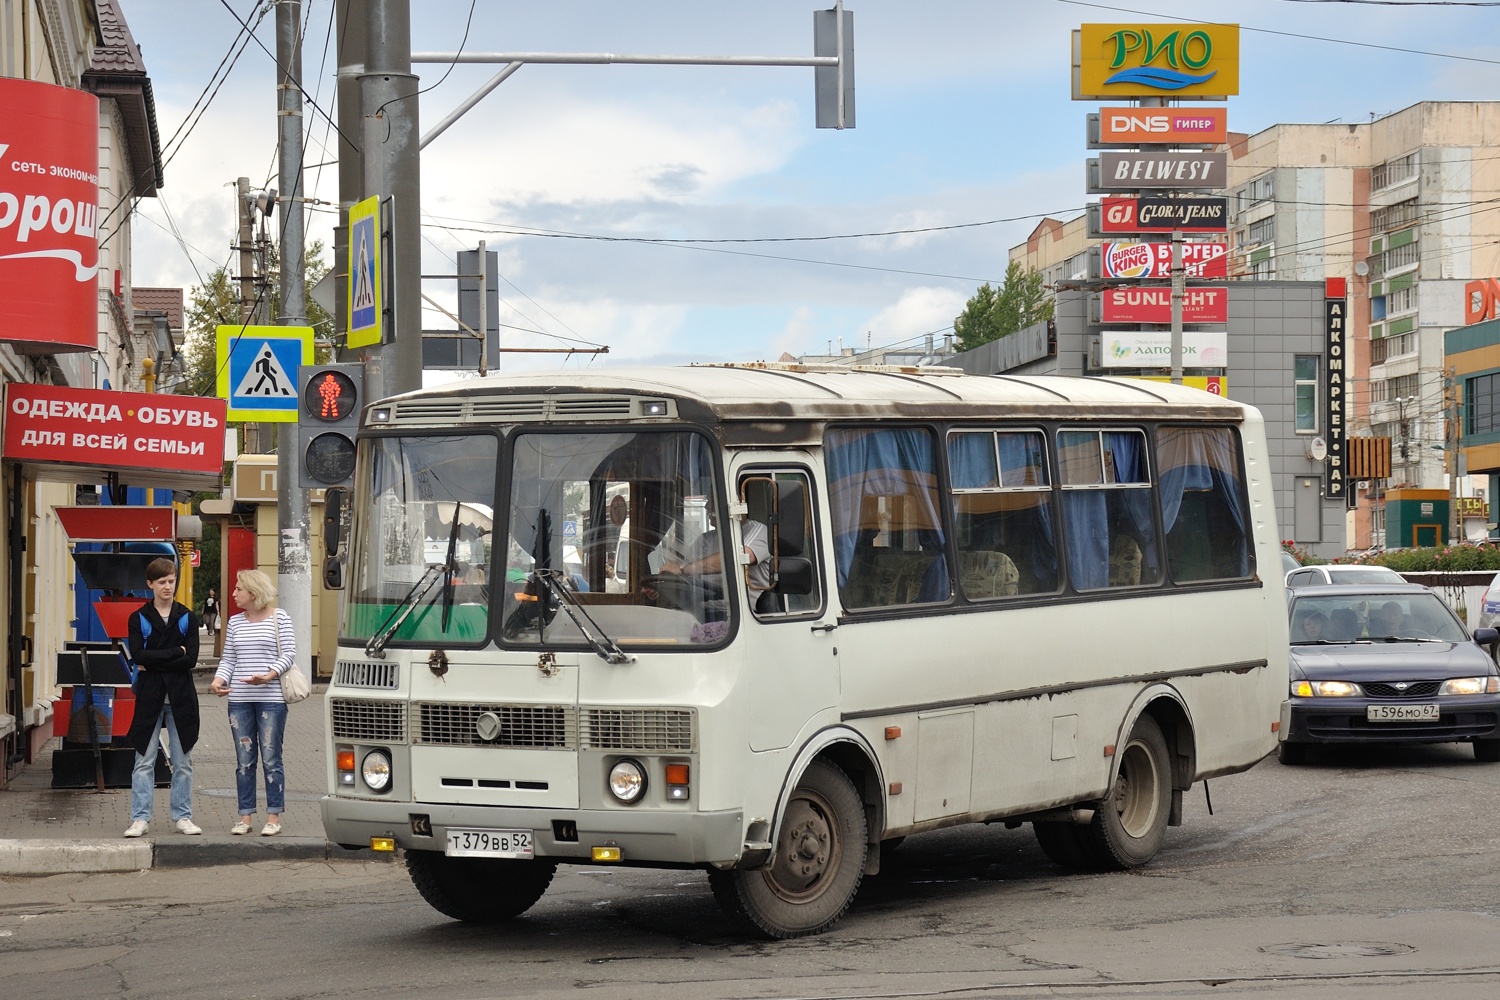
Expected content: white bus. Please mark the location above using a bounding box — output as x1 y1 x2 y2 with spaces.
320 365 1288 938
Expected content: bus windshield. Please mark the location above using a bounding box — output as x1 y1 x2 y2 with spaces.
346 432 499 645
500 429 730 648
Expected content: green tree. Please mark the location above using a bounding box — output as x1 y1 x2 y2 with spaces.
953 261 1054 353
179 239 333 398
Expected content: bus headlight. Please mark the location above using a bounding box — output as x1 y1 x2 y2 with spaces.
607 759 646 803
362 750 392 792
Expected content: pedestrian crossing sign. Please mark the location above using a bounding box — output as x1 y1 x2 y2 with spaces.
216 324 315 422
347 195 382 349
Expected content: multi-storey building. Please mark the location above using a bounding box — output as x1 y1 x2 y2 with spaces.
1010 102 1500 550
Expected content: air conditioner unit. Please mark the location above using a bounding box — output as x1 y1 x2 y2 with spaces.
1357 481 1371 491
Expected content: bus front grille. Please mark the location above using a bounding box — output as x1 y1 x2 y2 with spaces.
581 708 697 752
334 660 399 689
413 702 577 748
330 698 408 743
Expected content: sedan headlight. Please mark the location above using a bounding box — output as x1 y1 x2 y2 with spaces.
361 750 392 792
1291 680 1363 697
1439 676 1500 696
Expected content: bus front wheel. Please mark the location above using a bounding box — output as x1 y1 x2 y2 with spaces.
709 760 868 939
1084 714 1172 870
405 850 557 923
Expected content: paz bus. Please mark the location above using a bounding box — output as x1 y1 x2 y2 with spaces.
319 364 1287 938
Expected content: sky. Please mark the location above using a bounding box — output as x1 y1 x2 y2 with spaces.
121 0 1500 376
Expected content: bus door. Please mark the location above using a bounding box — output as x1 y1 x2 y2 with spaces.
732 459 837 753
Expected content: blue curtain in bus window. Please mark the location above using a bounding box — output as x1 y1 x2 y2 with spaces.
826 427 949 606
998 432 1057 583
949 433 998 488
1104 431 1160 582
1157 427 1249 579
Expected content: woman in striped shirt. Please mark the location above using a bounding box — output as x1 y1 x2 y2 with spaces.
210 569 295 836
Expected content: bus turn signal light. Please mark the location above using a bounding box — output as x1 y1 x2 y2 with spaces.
665 763 690 800
592 846 623 862
371 837 395 852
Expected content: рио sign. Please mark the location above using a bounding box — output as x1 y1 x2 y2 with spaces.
1073 23 1240 100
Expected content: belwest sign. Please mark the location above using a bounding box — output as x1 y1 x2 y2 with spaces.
1090 153 1227 191
0 78 101 353
1101 287 1228 324
1073 23 1240 100
2 384 228 489
1089 107 1228 146
1096 241 1228 279
1096 196 1227 234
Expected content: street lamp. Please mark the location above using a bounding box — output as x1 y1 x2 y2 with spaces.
1394 394 1418 484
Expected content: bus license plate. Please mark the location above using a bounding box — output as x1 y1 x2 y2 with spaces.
445 828 534 858
1367 704 1439 722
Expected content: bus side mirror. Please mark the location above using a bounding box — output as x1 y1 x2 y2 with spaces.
774 556 814 596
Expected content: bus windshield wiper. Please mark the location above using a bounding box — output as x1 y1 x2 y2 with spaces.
441 500 462 631
534 569 634 665
366 564 445 658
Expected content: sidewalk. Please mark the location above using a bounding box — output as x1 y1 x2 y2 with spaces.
0 655 387 875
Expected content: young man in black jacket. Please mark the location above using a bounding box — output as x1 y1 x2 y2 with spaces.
123 557 202 837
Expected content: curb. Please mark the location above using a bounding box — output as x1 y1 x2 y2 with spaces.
0 836 395 875
0 838 152 875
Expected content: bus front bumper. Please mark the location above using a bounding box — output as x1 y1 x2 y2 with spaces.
321 795 746 865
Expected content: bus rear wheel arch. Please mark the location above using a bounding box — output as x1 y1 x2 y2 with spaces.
709 759 868 938
405 850 557 923
1083 712 1173 869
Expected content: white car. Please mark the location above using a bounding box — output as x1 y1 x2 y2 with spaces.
1479 571 1500 629
1285 564 1407 589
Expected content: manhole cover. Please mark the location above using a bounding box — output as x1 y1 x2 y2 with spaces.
1262 942 1416 960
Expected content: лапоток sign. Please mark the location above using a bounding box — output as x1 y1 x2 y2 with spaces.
0 78 100 353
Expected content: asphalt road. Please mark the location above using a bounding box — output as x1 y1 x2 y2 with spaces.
5 744 1500 1000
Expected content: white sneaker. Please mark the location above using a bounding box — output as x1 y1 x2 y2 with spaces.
175 818 203 836
123 820 148 838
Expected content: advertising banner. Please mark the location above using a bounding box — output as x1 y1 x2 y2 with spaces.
1074 23 1240 100
2 384 228 480
1090 108 1228 146
0 78 101 353
1325 296 1348 498
1100 331 1228 368
1098 241 1228 279
1101 286 1228 324
1098 196 1227 234
1090 152 1227 191
1130 374 1227 395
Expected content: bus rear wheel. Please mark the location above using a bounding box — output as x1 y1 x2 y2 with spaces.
709 760 867 939
1083 714 1172 870
405 850 557 923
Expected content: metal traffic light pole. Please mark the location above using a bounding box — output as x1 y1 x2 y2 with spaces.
276 0 312 675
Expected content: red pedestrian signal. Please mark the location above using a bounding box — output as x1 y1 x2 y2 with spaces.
298 364 362 488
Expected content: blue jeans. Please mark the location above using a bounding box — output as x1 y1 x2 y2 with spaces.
130 702 193 823
229 701 288 815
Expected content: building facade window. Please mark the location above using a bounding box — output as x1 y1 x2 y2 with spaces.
1387 284 1418 315
1467 373 1500 436
1295 355 1319 433
1372 198 1420 234
1371 151 1419 191
1371 331 1417 366
1247 216 1276 247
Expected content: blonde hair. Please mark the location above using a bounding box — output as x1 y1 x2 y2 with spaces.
236 569 278 611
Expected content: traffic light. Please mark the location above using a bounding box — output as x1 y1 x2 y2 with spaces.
299 364 362 488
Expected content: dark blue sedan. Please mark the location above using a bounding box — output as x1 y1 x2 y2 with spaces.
1281 584 1500 763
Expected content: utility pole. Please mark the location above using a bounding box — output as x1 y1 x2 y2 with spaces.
276 0 312 677
333 0 366 362
359 0 422 400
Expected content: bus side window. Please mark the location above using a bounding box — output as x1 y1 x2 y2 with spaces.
1156 426 1252 582
1058 428 1161 592
947 429 1059 599
826 427 950 610
741 472 821 617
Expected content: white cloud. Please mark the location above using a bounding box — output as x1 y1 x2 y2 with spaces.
863 286 969 346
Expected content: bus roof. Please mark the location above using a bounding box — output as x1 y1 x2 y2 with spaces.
382 364 1252 427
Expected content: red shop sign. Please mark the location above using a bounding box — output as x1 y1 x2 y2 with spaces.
0 78 101 353
1101 286 1229 324
1099 241 1227 279
3 384 227 480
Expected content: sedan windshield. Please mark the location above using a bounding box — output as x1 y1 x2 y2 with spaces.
1290 591 1467 644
